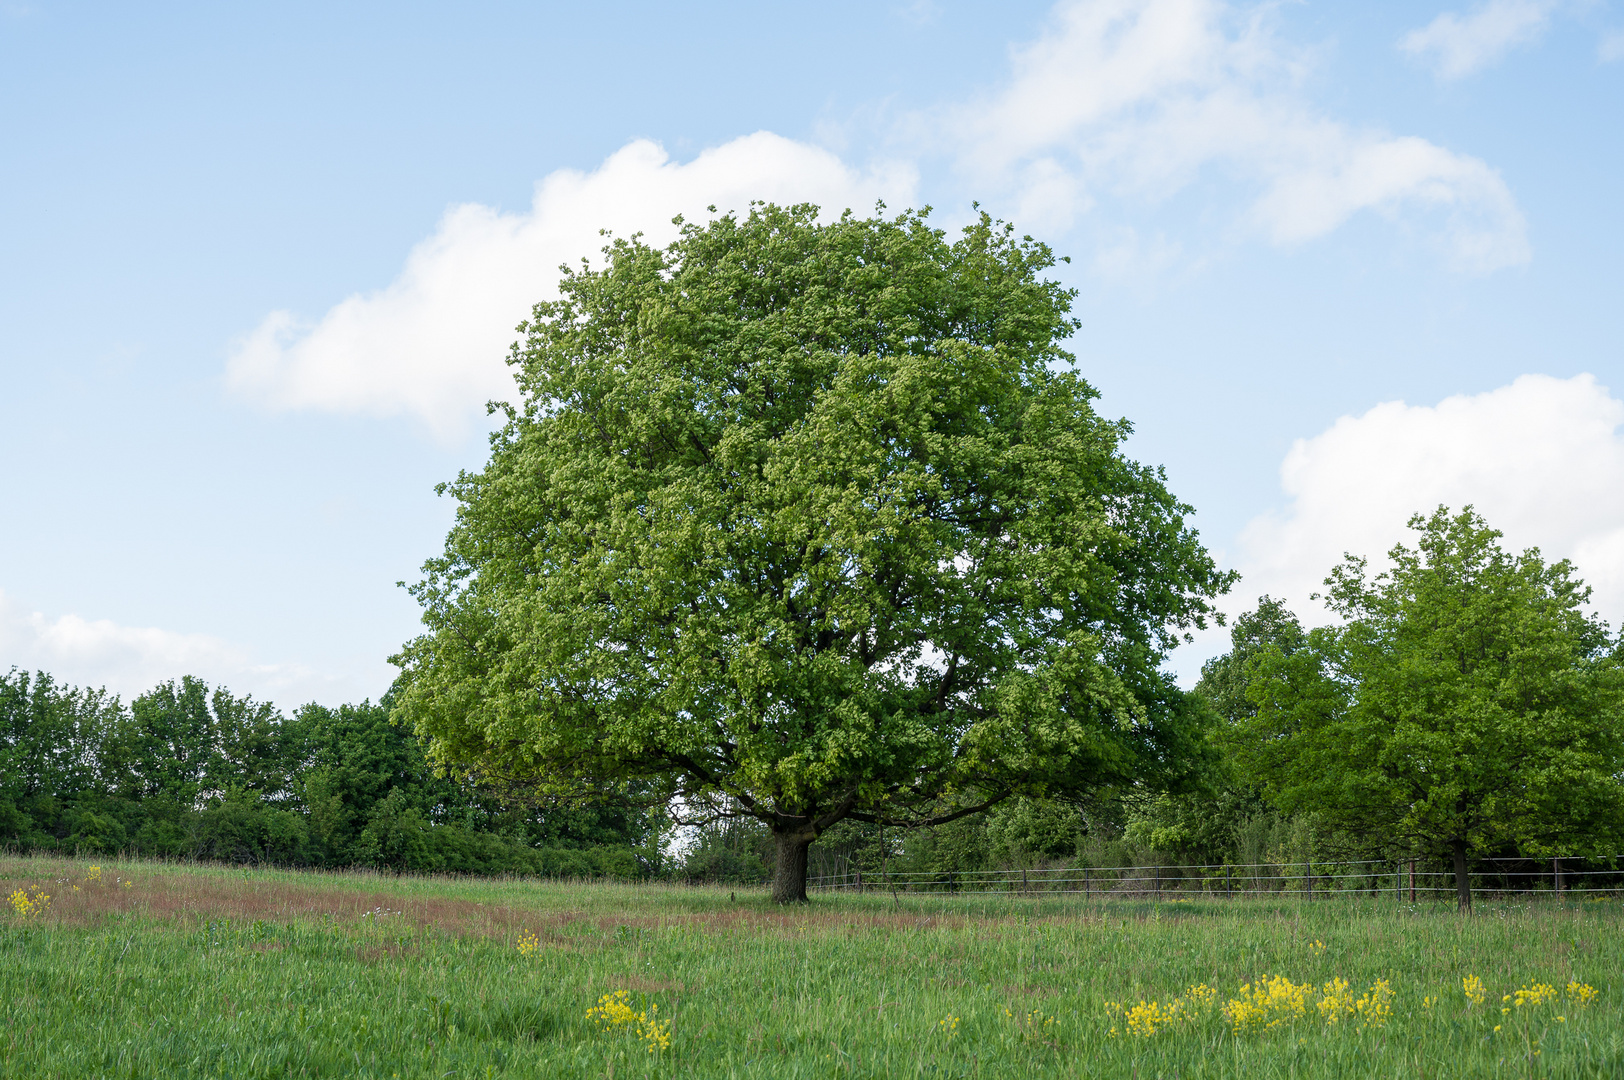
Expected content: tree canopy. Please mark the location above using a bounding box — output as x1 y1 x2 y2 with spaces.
1230 507 1624 909
391 204 1233 901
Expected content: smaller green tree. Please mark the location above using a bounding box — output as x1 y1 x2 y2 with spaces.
0 668 120 807
1232 507 1624 910
113 677 215 806
205 685 292 802
1198 597 1307 727
1115 597 1312 865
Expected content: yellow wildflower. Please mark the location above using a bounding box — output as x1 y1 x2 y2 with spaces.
1565 981 1598 1007
1354 979 1394 1028
1513 983 1558 1008
1317 979 1355 1024
7 887 50 919
586 990 670 1053
1107 984 1219 1037
1225 976 1316 1033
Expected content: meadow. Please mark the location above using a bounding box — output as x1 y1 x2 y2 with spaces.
2 856 1620 1079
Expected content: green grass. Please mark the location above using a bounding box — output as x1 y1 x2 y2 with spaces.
2 856 1621 1078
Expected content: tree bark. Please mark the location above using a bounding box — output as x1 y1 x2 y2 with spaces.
772 829 814 904
1450 839 1472 912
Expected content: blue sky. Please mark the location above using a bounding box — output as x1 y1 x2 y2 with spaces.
3 0 1622 709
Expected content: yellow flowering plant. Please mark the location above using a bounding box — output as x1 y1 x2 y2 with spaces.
1494 981 1568 1061
1353 979 1394 1027
1225 976 1317 1033
1106 972 1584 1042
1107 984 1219 1037
7 887 50 920
1565 981 1597 1007
1511 982 1558 1009
1317 979 1355 1023
1112 975 1391 1037
587 990 670 1053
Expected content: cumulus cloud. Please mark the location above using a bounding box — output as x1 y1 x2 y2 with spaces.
1231 374 1624 626
228 2 1529 437
0 590 356 708
945 0 1528 271
1399 0 1558 79
227 133 915 440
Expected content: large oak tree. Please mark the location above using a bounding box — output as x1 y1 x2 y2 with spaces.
392 205 1232 901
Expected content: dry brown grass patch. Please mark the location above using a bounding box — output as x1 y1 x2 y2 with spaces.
3 855 1111 946
0 861 551 941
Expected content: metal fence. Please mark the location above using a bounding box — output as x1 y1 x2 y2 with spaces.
806 858 1623 900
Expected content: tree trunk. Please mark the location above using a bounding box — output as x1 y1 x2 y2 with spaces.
771 829 814 904
1450 839 1472 912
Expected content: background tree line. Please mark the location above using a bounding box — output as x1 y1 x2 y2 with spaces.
0 671 654 877
0 659 1272 886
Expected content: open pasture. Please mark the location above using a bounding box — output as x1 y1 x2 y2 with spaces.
2 856 1621 1079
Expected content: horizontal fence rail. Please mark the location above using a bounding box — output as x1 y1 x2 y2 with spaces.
806 858 1624 900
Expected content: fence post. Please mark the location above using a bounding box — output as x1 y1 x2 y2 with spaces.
856 867 863 894
1022 868 1029 896
880 821 888 897
1408 860 1416 904
1226 865 1232 900
1305 859 1312 901
1554 857 1564 898
1084 867 1090 899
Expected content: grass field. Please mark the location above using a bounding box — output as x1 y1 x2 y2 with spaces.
2 856 1620 1078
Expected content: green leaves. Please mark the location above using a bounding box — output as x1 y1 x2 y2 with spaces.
1230 507 1624 883
393 204 1230 867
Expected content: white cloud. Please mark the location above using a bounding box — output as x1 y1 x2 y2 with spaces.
1231 373 1624 626
227 133 915 440
1399 0 1558 79
0 590 357 709
228 3 1531 438
946 0 1528 271
1601 28 1624 62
